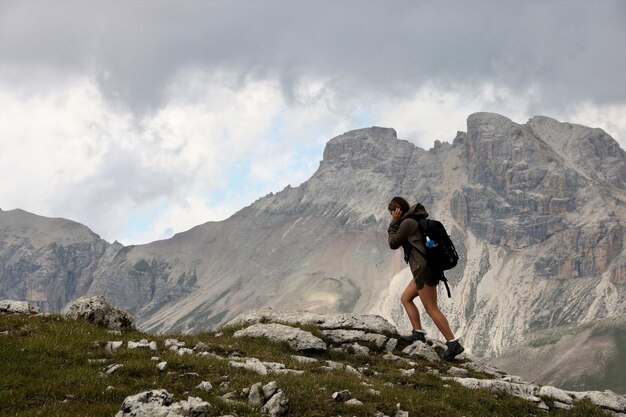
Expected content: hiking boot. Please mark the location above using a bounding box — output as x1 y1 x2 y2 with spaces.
402 330 427 344
442 339 465 361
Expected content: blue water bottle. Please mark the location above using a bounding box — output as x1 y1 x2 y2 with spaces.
426 238 437 249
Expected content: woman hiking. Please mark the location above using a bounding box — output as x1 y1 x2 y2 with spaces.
387 196 464 361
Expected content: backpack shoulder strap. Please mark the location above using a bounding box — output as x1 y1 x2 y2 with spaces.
440 273 452 298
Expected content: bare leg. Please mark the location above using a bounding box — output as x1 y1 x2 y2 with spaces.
419 284 455 341
400 279 422 331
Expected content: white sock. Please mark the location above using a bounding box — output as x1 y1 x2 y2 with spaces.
448 338 458 343
412 329 425 334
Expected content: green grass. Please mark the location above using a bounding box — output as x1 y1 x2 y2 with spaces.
0 314 611 417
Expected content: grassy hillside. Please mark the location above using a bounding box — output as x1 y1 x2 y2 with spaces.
0 314 610 417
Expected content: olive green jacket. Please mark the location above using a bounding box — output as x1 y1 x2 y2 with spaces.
388 203 429 276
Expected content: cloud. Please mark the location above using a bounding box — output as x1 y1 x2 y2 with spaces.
0 71 358 244
1 1 624 113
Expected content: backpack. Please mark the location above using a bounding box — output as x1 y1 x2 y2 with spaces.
403 214 459 298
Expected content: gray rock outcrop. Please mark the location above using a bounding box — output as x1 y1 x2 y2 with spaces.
115 389 210 417
246 381 289 417
65 296 135 330
402 341 440 362
95 310 626 416
233 323 326 352
227 309 396 334
0 300 40 315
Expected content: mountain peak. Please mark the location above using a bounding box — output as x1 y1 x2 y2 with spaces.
467 112 516 127
322 126 413 168
327 126 398 145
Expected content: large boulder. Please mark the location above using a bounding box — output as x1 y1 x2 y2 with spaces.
322 329 387 348
402 341 440 362
65 296 135 330
227 309 396 334
233 323 327 352
0 300 40 315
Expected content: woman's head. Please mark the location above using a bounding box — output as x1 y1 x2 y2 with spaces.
388 196 410 215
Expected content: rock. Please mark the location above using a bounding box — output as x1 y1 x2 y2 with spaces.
462 360 504 378
400 369 415 376
325 360 345 370
551 401 573 410
221 392 238 401
103 364 123 374
248 382 265 406
345 365 361 375
385 338 398 352
128 340 157 351
228 309 396 334
106 341 123 352
0 300 40 315
502 375 527 384
273 369 304 375
347 342 370 356
332 390 352 402
425 367 440 375
156 362 167 371
402 341 440 362
568 390 626 413
394 403 409 417
291 355 318 364
165 338 186 348
115 389 211 417
445 377 547 408
150 356 160 362
345 399 364 406
194 342 209 351
229 357 268 375
262 362 286 372
383 352 403 362
233 323 326 352
177 348 194 356
538 385 573 404
116 389 172 415
263 381 278 399
198 352 225 360
321 329 387 348
448 366 469 378
65 296 135 330
262 390 289 417
196 381 213 392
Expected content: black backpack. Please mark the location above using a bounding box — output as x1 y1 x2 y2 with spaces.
403 215 459 297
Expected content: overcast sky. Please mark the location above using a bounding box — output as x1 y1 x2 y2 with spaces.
1 0 625 244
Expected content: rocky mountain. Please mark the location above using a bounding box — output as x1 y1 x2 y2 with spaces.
1 113 625 379
492 316 626 395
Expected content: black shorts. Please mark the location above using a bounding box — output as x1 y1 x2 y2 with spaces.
412 262 440 290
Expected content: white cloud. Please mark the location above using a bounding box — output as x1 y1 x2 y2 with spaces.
0 72 357 245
